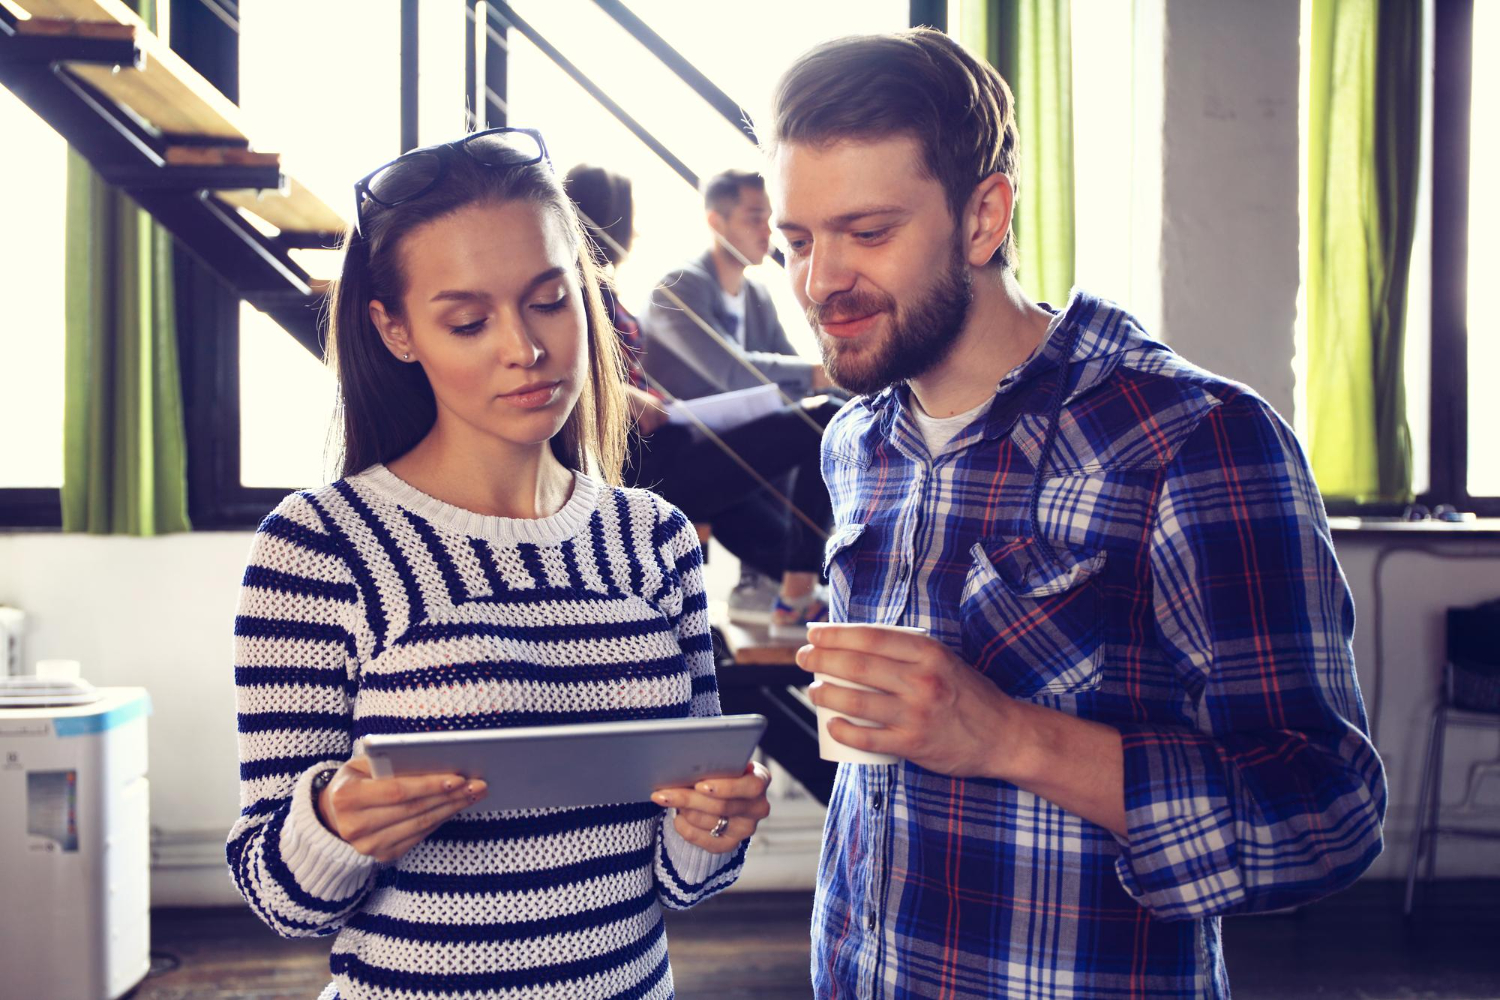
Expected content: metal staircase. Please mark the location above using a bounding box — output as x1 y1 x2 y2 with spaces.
0 0 341 355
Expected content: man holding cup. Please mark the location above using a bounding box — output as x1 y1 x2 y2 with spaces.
763 29 1387 998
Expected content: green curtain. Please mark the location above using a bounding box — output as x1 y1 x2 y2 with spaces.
1306 0 1421 502
954 0 1075 306
61 0 191 534
62 160 191 534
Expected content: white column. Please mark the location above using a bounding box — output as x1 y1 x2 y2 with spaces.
1153 0 1302 422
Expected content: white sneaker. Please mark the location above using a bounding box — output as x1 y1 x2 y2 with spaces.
727 568 780 625
768 588 830 642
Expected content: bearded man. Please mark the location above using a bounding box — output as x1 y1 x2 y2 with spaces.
766 28 1386 1000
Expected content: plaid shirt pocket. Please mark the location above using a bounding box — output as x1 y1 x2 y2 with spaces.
822 523 868 623
959 536 1108 697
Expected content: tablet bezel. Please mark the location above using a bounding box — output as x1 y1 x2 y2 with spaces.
360 713 768 812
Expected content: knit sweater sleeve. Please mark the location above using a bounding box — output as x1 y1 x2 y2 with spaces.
225 492 379 937
649 500 748 908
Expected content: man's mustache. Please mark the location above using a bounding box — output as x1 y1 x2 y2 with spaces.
805 290 895 329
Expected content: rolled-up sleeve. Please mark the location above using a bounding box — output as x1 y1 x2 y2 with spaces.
1114 391 1386 920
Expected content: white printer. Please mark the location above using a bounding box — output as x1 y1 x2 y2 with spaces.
0 680 152 1000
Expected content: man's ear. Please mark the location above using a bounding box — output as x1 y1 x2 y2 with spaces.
706 208 728 239
964 172 1015 268
369 299 414 362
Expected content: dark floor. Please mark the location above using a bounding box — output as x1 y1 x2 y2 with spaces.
128 881 1499 1000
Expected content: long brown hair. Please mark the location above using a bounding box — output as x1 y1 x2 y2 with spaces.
325 150 628 483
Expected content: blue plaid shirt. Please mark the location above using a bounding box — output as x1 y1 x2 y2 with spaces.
813 291 1386 999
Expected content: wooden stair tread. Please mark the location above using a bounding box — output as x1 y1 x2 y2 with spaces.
6 0 130 20
164 146 279 168
8 14 132 38
65 47 249 142
9 0 254 141
7 1 345 243
218 177 347 237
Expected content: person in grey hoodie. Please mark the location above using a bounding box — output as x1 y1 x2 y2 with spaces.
643 169 832 402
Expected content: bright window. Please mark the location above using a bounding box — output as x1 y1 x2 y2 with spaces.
506 0 907 360
0 88 66 489
1295 0 1440 501
1070 0 1142 314
1467 0 1499 497
237 0 421 488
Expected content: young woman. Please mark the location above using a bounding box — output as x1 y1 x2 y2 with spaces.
562 163 837 638
226 128 771 1000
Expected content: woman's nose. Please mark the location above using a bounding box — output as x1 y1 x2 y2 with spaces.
495 310 544 368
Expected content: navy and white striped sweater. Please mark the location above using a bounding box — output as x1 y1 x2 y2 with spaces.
226 465 744 1000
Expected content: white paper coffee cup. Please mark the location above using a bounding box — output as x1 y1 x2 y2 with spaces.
812 673 901 765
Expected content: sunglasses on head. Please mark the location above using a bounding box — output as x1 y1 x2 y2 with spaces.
352 127 550 237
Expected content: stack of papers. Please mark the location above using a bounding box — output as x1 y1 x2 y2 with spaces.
665 383 783 435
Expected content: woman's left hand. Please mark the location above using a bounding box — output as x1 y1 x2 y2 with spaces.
652 760 771 854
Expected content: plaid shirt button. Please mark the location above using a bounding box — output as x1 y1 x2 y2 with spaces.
871 790 883 811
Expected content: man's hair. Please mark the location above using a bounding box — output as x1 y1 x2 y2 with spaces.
764 28 1019 269
702 169 766 217
564 163 633 267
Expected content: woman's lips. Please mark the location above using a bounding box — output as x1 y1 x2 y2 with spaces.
497 381 561 409
819 313 881 338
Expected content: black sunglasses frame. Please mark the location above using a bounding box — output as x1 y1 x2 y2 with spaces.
352 126 551 237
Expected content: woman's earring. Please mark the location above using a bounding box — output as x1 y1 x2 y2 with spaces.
402 353 411 361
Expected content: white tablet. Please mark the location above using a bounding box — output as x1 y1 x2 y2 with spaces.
361 714 768 812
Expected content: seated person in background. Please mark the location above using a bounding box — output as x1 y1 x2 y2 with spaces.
643 168 833 401
565 162 835 636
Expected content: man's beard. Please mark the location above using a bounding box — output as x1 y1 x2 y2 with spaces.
807 237 973 396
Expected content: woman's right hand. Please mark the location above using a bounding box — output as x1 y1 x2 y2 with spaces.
315 757 487 862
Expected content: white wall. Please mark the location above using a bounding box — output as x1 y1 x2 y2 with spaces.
1154 0 1302 421
1336 536 1500 879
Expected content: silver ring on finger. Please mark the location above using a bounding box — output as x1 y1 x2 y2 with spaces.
710 816 729 838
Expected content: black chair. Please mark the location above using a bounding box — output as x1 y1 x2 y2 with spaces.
1403 598 1500 914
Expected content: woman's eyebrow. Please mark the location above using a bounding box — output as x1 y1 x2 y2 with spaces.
521 266 570 295
428 266 569 304
429 289 490 304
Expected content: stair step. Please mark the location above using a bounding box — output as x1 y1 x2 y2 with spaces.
218 177 347 241
164 146 279 168
65 47 248 142
5 0 131 20
8 0 252 142
8 15 131 40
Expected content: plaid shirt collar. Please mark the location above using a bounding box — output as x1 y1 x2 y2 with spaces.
855 289 1156 458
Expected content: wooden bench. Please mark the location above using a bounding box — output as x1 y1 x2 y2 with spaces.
714 608 801 667
708 602 835 803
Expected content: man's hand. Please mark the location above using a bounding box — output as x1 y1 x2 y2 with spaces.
317 757 486 863
795 623 1023 779
796 623 1128 835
